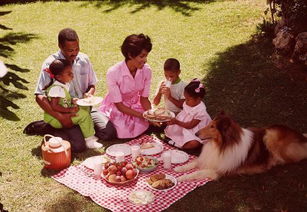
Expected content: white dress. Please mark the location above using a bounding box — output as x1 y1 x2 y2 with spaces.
164 101 211 148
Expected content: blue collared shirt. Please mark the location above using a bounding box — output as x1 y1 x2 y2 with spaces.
34 51 98 98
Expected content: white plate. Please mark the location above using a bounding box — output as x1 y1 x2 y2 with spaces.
140 143 163 155
128 190 155 205
106 144 131 157
81 155 112 170
143 109 175 122
76 96 103 106
169 150 189 164
147 174 177 191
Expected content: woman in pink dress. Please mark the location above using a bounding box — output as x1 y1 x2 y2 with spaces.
165 79 212 149
100 34 153 139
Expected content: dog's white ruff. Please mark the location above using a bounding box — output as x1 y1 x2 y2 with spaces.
176 129 254 181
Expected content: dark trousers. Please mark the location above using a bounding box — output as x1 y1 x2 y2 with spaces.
24 109 117 153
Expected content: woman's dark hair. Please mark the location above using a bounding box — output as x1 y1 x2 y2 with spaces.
184 79 206 99
43 59 71 90
164 58 180 72
58 28 79 47
121 34 152 60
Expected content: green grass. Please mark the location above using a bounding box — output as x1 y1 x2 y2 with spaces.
1 0 307 211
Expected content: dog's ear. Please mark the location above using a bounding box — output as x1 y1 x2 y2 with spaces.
215 110 226 120
216 116 231 133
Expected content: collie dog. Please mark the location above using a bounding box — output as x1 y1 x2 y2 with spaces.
175 112 307 181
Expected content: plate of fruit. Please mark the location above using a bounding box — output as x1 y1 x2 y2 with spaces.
133 156 158 172
102 161 139 185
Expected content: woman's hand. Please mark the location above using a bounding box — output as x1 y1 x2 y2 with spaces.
150 121 162 127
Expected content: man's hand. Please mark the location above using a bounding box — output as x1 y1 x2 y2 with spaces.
72 98 79 105
70 106 79 113
83 93 93 98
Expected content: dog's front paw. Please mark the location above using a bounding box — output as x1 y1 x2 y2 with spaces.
177 175 187 182
174 166 185 172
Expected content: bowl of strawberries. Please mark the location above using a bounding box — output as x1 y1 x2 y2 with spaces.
102 161 139 185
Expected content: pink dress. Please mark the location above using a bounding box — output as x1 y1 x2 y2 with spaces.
100 61 151 139
165 101 211 148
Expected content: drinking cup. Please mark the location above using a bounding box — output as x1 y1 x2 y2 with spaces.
115 151 125 163
162 151 172 169
165 80 172 88
93 162 103 177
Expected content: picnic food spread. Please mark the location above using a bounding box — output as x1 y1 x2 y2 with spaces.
52 135 211 212
102 161 138 184
143 108 175 122
147 173 175 190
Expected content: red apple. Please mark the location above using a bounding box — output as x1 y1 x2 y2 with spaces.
120 175 127 182
108 165 118 174
121 167 127 175
126 169 134 180
125 163 134 170
102 169 109 176
115 175 121 182
108 174 117 183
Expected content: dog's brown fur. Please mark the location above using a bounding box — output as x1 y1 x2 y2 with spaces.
175 112 307 181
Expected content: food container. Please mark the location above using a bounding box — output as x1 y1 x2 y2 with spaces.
41 134 71 170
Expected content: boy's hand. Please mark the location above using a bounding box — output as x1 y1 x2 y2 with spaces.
158 82 166 94
161 87 171 98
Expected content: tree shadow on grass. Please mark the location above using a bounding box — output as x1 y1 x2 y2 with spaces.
44 191 98 212
166 35 307 212
0 20 39 120
80 0 213 16
203 36 307 132
0 0 216 16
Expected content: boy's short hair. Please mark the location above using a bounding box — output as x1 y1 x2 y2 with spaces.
164 58 180 72
121 34 152 60
58 28 79 47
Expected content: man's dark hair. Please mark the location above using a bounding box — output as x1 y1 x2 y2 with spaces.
121 34 152 60
164 58 180 72
58 28 79 47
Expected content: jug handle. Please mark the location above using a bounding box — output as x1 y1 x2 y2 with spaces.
42 160 51 165
43 134 54 146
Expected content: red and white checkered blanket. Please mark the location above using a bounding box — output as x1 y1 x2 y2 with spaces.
52 135 211 212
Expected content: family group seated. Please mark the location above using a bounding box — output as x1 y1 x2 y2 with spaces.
27 28 212 153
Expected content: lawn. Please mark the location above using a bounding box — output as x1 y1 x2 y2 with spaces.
1 0 307 211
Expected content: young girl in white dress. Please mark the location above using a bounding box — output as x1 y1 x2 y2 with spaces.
164 79 211 150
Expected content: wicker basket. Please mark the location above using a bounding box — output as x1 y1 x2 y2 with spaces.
41 134 71 170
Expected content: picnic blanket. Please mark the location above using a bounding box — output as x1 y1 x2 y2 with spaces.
52 135 211 212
